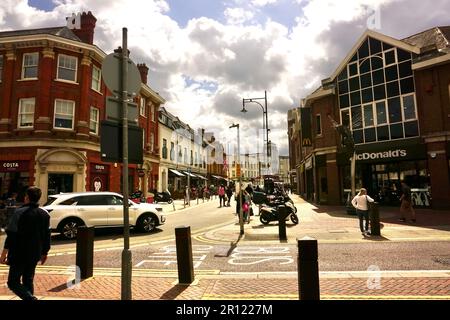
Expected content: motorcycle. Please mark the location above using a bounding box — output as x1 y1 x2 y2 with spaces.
153 190 173 204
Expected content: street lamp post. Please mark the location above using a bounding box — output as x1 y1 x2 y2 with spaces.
242 91 269 176
229 123 244 235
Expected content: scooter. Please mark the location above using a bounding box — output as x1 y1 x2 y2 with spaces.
153 190 173 204
252 191 299 225
259 203 299 225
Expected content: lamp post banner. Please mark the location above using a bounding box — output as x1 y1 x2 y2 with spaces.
300 108 312 147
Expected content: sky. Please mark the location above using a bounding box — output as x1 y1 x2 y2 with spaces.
1 0 450 156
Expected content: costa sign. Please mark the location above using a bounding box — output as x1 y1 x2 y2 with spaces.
356 149 407 161
0 161 28 172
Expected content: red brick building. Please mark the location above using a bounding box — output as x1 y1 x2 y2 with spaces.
289 27 450 209
0 12 165 204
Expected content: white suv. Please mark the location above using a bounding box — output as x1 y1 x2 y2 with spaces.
43 192 165 240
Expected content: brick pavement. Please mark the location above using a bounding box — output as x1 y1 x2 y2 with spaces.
1 269 449 300
1 195 449 301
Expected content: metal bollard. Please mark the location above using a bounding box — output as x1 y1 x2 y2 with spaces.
175 226 194 284
76 226 94 279
297 236 320 300
278 205 288 241
370 202 381 236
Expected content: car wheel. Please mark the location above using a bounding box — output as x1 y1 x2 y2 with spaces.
59 218 84 240
137 214 157 233
290 214 299 224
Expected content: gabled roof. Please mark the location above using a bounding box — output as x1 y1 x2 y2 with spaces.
329 29 420 82
0 26 81 42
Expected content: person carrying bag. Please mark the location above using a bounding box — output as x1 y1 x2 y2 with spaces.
351 188 374 236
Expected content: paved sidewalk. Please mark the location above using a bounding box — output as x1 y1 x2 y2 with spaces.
1 195 449 301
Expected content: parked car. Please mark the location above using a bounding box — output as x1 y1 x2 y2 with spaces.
43 192 165 240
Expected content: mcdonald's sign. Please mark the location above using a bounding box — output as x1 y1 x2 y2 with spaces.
302 137 312 147
300 107 312 147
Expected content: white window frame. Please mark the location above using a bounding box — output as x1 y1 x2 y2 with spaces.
18 98 35 128
91 65 101 92
374 100 388 126
150 132 154 152
362 103 375 128
22 52 39 80
89 107 99 135
140 97 146 117
347 61 359 77
56 54 78 83
54 99 75 130
151 105 156 122
383 48 397 68
401 93 418 121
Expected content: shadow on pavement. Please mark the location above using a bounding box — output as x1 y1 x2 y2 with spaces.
160 284 189 300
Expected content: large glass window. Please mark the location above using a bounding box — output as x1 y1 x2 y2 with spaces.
57 54 77 82
337 38 418 143
54 99 75 129
22 53 38 79
18 98 35 128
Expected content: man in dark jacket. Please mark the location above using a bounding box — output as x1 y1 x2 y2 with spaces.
0 186 51 300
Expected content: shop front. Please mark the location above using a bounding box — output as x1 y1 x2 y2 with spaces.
338 139 429 207
0 160 31 204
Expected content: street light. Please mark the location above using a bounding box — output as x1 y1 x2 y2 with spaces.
229 123 244 235
242 91 270 176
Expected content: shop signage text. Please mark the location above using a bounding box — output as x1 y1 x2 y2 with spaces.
356 149 407 161
0 161 28 172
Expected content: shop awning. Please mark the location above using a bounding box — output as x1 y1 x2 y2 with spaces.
193 173 208 180
183 171 197 178
169 169 185 177
212 175 226 180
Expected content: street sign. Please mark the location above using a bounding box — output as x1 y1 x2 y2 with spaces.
100 120 143 164
105 96 138 123
102 52 142 95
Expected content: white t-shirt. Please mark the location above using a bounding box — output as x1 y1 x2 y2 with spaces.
351 194 374 211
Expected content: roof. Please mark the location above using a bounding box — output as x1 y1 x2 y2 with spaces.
402 26 450 52
0 26 81 42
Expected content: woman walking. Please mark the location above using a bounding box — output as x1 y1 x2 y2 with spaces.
351 188 374 235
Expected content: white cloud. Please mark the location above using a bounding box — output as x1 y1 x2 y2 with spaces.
224 7 254 25
1 0 450 156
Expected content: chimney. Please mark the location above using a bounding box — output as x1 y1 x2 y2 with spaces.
137 63 149 84
72 11 97 45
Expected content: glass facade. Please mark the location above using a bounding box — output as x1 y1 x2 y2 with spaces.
338 37 419 144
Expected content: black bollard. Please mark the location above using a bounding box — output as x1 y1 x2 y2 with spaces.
175 226 194 284
76 226 94 279
370 202 381 236
297 236 320 300
278 205 288 241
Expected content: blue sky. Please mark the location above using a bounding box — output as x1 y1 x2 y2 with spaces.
3 0 450 156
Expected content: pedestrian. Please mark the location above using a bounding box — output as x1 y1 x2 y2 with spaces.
218 185 225 207
226 185 233 207
399 181 416 223
351 188 374 235
0 186 51 300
